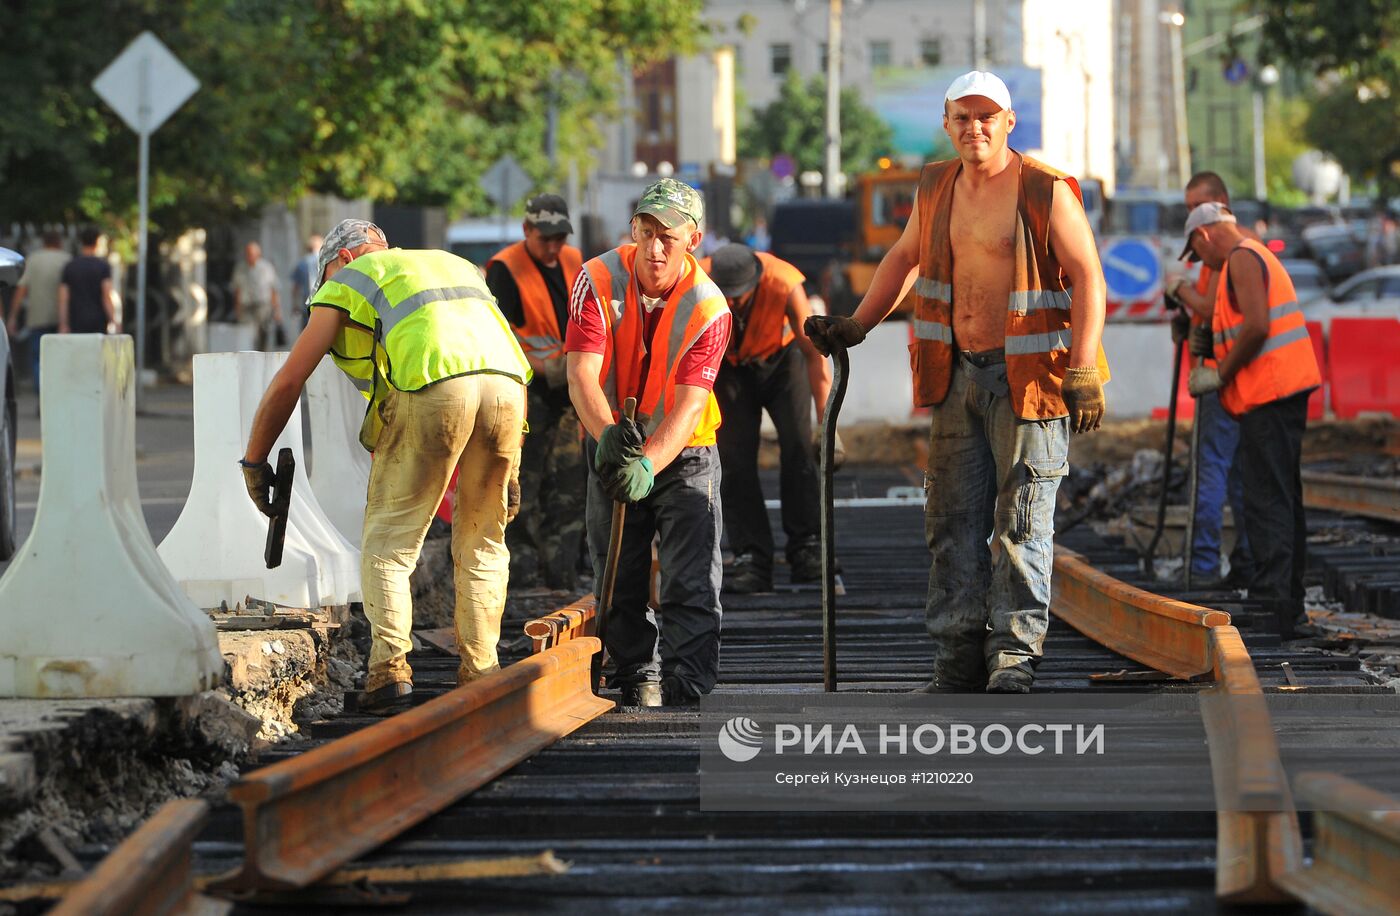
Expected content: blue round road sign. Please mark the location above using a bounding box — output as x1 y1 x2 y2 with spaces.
1101 238 1161 300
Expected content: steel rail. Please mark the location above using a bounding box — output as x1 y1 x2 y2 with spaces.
49 798 222 916
1051 547 1230 679
1278 772 1400 916
211 637 611 893
1302 471 1400 525
523 595 596 653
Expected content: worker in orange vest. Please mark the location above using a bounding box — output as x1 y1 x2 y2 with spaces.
1183 202 1321 630
485 194 587 590
702 243 834 592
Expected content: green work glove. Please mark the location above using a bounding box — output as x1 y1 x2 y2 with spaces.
595 418 644 473
603 455 655 504
803 315 866 357
1061 367 1106 434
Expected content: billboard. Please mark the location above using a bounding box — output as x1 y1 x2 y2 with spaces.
870 66 1043 160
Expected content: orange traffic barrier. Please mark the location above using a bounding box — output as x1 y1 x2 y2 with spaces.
213 638 611 892
1278 772 1400 916
523 595 597 653
50 799 217 916
1306 321 1326 420
1051 548 1228 679
1328 317 1400 419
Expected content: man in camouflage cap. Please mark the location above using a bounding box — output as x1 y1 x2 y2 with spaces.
564 178 733 707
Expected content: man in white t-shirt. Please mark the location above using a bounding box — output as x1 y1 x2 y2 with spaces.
233 242 281 350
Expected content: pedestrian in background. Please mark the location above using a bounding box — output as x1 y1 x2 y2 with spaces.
485 194 588 591
701 242 833 593
289 233 323 328
233 241 281 349
59 227 118 335
807 70 1108 694
1165 171 1254 588
6 230 70 394
566 178 732 707
1182 203 1321 629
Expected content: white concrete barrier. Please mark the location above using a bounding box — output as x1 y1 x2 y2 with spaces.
0 335 222 697
158 352 361 609
843 323 917 423
305 357 371 547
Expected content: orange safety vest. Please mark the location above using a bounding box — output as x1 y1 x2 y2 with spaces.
1212 238 1321 416
699 251 804 365
486 241 583 361
908 153 1110 419
580 244 729 447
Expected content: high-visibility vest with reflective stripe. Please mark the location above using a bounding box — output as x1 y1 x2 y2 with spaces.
580 244 729 447
909 153 1110 419
310 248 531 450
1212 238 1321 416
699 251 804 365
485 241 582 362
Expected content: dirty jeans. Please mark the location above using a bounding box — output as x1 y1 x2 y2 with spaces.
1191 390 1252 579
585 444 723 698
360 374 525 692
923 356 1069 687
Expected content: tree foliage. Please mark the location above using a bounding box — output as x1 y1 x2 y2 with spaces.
1252 0 1400 193
738 71 895 179
0 0 705 234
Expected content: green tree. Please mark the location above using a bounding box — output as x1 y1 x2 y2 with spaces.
738 71 895 180
1252 0 1400 194
0 0 705 235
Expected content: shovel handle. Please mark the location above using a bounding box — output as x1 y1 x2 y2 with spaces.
593 397 638 693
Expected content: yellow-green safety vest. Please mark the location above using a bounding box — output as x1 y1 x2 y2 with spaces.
309 247 531 449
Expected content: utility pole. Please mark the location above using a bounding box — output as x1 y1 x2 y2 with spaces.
1163 8 1190 188
825 0 842 199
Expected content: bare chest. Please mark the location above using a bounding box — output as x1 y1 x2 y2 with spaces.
949 183 1019 268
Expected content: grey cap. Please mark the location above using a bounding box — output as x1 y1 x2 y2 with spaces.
1178 202 1236 262
311 219 387 297
524 193 573 235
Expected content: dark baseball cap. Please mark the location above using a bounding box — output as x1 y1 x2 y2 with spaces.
524 194 572 235
708 243 762 299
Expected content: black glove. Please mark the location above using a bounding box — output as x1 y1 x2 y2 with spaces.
803 315 866 357
1189 324 1214 359
595 418 644 473
240 460 277 517
1169 309 1191 346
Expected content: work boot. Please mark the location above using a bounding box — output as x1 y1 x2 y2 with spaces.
358 681 414 716
662 676 701 707
723 553 772 594
909 678 982 694
788 540 826 584
619 682 663 707
986 668 1034 694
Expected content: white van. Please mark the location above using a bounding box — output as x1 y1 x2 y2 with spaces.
444 218 523 267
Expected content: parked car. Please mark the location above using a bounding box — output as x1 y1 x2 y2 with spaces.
1301 224 1367 283
444 218 523 267
0 247 20 559
1280 259 1331 306
1300 265 1400 330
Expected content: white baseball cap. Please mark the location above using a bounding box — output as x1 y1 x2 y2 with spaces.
944 70 1013 111
1178 201 1237 261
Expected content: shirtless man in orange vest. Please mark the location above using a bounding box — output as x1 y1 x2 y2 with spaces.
808 71 1107 693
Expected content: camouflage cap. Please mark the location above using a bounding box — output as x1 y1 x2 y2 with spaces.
633 178 704 230
311 219 387 297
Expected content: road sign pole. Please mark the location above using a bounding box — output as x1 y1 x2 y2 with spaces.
135 128 149 411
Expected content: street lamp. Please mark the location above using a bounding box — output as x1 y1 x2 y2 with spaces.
1159 9 1190 188
1253 64 1280 200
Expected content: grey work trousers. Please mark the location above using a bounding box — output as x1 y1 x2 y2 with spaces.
922 355 1069 688
585 444 724 698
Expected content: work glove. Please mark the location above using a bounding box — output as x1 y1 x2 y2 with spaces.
1188 366 1224 396
603 455 655 504
1169 308 1191 346
1189 324 1215 359
1061 367 1105 433
803 315 866 357
595 418 645 473
240 460 277 517
812 427 846 471
507 465 521 523
539 356 568 390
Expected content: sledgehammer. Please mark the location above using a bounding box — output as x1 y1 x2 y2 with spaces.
817 333 851 692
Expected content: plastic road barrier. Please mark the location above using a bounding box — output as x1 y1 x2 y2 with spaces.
305 358 371 547
158 352 360 610
0 335 222 697
1328 317 1400 419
